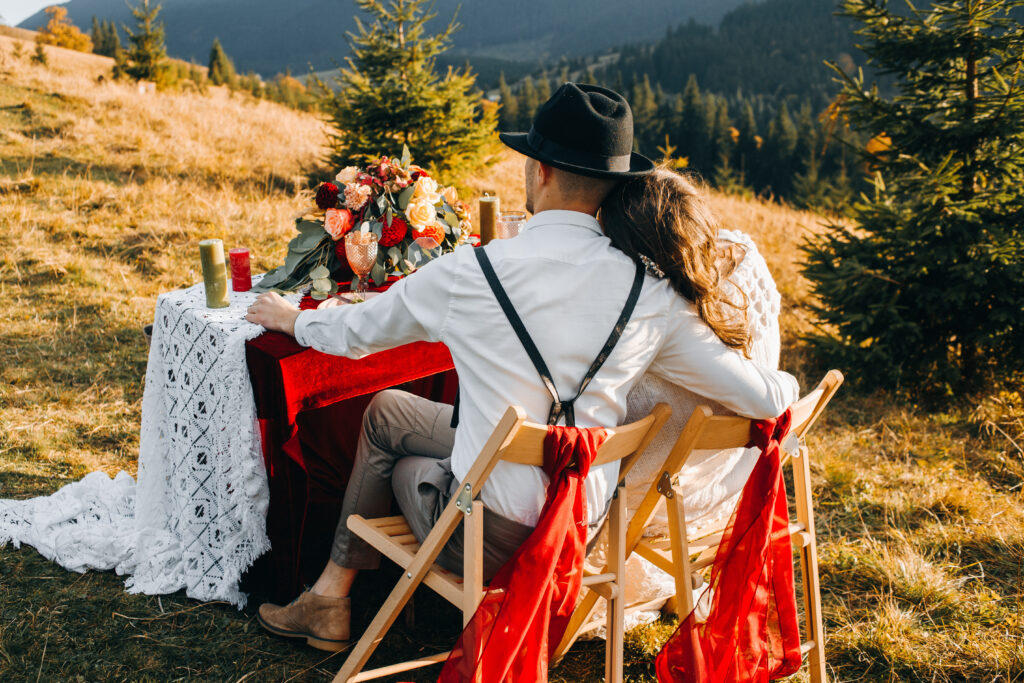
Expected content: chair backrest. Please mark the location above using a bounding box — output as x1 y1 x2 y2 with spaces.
496 402 673 471
455 402 672 502
669 369 845 465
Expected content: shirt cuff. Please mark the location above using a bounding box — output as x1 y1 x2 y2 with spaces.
293 309 314 347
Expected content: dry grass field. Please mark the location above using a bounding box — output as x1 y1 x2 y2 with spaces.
1 37 1023 682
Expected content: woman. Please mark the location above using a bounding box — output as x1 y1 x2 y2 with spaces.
587 167 783 627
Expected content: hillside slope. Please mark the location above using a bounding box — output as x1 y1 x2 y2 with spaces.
1 37 1022 683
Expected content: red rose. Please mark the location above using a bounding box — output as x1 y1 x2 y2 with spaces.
379 216 409 247
315 182 339 210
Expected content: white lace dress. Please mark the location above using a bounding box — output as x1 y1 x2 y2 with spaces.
587 229 782 632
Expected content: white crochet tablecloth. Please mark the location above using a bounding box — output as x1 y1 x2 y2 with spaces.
0 276 294 607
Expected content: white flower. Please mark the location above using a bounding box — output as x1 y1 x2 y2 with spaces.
335 166 360 184
344 183 373 211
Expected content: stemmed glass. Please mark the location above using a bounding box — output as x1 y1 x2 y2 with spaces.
344 231 379 301
496 211 527 239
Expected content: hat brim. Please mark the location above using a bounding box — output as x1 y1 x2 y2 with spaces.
499 132 655 180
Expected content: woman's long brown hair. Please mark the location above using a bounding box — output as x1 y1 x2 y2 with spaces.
600 167 751 354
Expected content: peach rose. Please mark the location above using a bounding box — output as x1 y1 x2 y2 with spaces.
324 208 355 241
344 182 373 211
412 175 441 205
335 166 360 184
405 197 437 231
440 186 458 206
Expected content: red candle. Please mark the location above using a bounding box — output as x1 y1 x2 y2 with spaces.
229 247 252 292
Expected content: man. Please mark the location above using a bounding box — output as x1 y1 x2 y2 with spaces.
245 83 799 650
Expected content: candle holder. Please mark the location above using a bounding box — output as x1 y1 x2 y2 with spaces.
229 248 252 292
478 193 499 246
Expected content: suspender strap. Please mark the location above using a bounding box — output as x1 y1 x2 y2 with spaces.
474 247 646 427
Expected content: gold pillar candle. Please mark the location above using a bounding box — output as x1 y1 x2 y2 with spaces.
199 239 231 308
478 194 500 246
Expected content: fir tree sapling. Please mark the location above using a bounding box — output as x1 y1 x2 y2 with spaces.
320 0 498 177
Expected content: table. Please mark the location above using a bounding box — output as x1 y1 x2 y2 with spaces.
137 275 454 607
242 315 456 602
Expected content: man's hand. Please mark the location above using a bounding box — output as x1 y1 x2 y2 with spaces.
245 292 301 337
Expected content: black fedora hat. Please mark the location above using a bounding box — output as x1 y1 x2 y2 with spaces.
499 82 655 179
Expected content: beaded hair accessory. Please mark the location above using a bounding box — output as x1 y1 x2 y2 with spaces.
639 254 665 278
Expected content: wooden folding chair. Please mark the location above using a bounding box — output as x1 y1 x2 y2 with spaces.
556 370 843 683
332 402 672 683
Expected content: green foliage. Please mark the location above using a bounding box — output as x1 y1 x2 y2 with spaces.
322 0 498 177
208 37 236 87
91 17 121 58
121 0 168 84
802 0 1024 392
30 36 48 67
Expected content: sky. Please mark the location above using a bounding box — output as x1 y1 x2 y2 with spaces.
0 1 65 27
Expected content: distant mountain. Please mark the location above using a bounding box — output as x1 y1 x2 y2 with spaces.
19 0 756 77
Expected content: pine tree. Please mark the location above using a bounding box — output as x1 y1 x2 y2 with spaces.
803 0 1024 391
519 75 539 128
208 37 236 87
678 74 712 175
91 17 120 58
121 0 167 84
497 72 519 131
322 0 498 176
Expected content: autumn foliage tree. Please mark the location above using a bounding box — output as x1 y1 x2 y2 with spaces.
38 6 93 53
802 0 1024 393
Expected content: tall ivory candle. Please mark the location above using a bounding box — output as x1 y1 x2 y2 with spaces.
199 239 231 308
478 195 500 246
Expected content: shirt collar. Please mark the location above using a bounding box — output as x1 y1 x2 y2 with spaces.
522 210 603 236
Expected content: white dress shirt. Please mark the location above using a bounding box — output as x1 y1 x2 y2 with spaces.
294 210 799 527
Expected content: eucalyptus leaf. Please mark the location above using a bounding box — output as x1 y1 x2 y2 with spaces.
296 219 325 235
370 221 383 238
384 205 393 227
311 290 328 301
400 144 411 167
312 277 333 291
370 262 386 286
309 265 331 280
329 280 339 294
443 210 458 230
387 246 402 264
397 185 415 210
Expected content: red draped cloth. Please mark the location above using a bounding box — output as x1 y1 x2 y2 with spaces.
438 426 608 683
656 410 802 683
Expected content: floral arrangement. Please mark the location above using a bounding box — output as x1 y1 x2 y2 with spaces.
254 146 472 297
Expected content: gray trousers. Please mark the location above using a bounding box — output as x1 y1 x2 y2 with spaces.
330 389 535 579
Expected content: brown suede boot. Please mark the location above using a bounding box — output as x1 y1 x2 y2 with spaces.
257 590 351 652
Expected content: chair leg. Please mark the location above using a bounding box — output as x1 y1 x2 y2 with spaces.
333 570 422 683
604 485 626 683
792 444 827 683
463 501 484 626
665 493 695 619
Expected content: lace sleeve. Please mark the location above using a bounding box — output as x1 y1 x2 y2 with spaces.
718 229 781 369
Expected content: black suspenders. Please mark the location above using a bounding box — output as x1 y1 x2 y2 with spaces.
450 247 645 429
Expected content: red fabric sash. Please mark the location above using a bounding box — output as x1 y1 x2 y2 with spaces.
656 409 802 683
438 426 608 683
